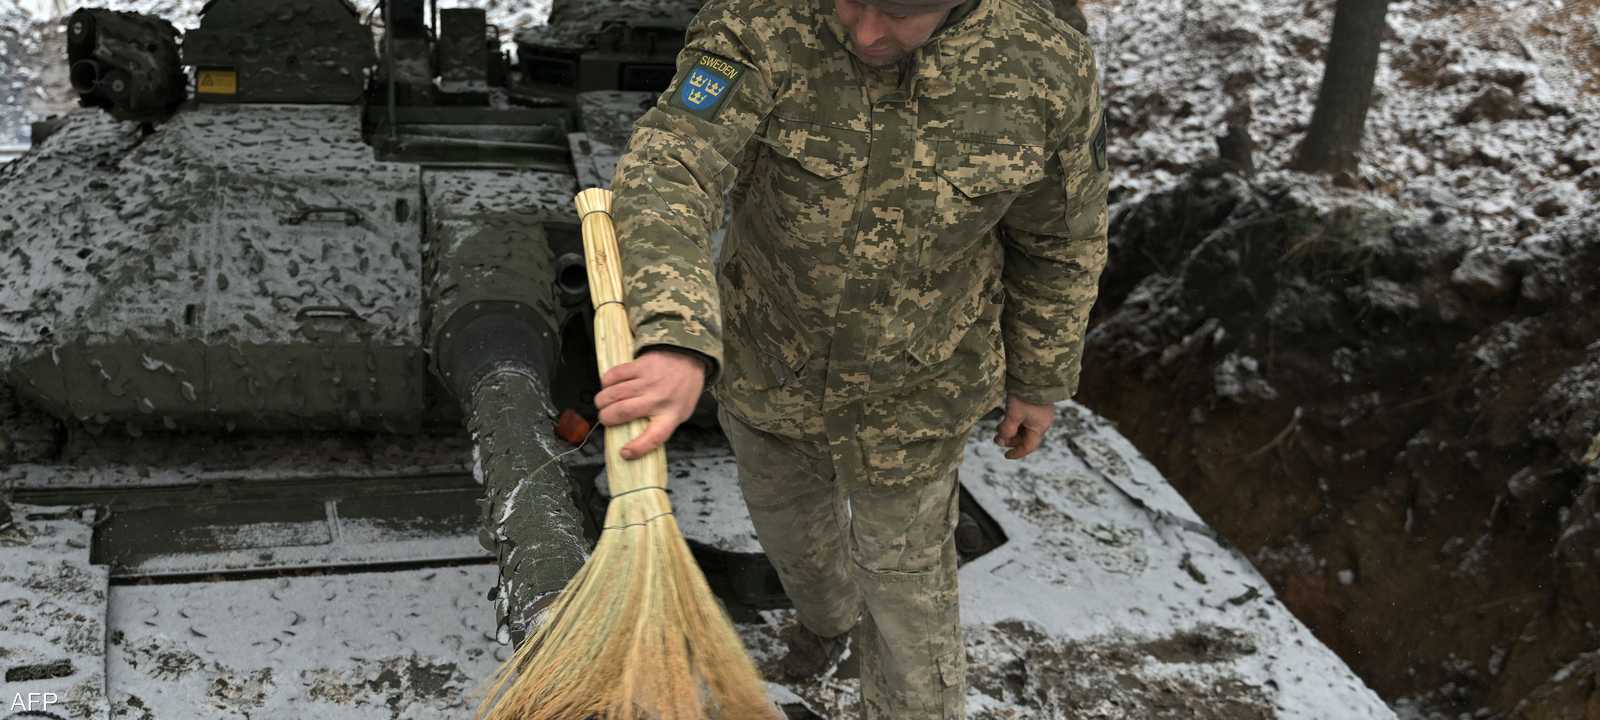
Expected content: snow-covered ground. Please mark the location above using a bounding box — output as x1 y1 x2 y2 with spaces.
1089 0 1597 241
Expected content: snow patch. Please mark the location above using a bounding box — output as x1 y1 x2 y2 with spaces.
1088 0 1597 240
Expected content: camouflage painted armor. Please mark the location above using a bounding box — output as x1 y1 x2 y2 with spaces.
611 0 1109 488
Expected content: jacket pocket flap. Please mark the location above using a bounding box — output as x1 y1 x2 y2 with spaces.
935 140 1048 198
759 115 869 180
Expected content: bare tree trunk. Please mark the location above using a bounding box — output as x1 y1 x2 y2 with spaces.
1290 0 1391 175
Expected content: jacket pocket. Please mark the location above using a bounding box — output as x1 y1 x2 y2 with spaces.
903 255 1004 369
751 115 869 245
925 139 1047 266
717 240 809 390
907 288 982 368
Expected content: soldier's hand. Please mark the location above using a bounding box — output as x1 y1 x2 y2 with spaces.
994 396 1055 460
594 349 707 460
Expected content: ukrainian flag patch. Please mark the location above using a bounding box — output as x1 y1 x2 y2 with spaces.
669 52 747 121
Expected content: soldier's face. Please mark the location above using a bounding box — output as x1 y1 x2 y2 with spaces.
835 0 956 67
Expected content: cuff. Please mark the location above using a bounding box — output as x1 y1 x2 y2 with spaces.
1004 374 1078 405
636 343 720 386
631 313 724 386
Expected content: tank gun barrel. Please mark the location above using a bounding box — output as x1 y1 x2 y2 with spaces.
426 174 592 644
453 353 588 644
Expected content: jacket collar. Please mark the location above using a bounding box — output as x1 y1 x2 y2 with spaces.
815 0 994 67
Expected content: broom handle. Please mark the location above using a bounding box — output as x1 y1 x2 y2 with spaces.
574 188 672 509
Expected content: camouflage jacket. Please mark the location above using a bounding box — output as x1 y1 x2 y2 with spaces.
611 0 1108 484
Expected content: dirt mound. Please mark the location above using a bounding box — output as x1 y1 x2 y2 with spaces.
1510 650 1600 720
1079 170 1600 717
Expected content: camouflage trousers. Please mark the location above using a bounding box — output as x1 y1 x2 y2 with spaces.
718 407 967 720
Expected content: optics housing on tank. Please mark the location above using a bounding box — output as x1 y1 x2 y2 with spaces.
65 9 185 123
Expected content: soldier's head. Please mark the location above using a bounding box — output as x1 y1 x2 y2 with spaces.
835 0 968 67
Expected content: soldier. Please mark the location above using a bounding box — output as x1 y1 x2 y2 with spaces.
591 0 1108 716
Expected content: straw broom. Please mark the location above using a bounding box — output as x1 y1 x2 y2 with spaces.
476 188 777 720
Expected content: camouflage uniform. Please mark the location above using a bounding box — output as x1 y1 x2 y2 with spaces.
1047 0 1090 35
609 0 1108 715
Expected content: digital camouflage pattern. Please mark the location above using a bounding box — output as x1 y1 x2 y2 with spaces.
719 407 967 719
611 0 1110 489
612 2 1105 713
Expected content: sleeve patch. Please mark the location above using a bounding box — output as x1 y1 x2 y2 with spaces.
668 52 749 122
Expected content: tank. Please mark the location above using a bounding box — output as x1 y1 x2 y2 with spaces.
0 2 1398 718
0 0 719 651
1 0 718 699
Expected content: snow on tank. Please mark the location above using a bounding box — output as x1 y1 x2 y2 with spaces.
1 403 1396 718
0 107 425 433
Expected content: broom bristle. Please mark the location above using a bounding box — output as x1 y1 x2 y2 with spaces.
475 497 776 720
478 186 775 719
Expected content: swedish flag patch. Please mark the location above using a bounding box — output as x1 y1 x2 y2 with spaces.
669 52 747 121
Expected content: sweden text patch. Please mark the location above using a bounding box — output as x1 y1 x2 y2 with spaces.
669 53 747 121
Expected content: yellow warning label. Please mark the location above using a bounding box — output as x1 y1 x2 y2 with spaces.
197 69 238 96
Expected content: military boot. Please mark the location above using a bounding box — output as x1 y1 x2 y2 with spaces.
777 621 851 681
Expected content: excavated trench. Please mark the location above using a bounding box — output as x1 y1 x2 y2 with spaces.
1076 170 1600 718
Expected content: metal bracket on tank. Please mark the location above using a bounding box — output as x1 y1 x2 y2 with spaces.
295 305 366 322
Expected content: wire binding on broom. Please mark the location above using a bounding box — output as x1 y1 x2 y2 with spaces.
475 188 777 720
